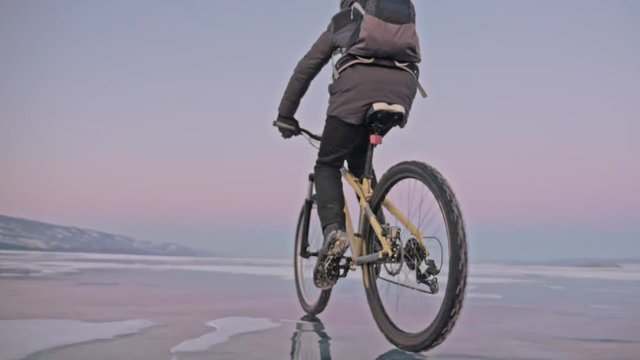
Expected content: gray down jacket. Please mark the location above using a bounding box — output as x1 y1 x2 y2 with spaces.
278 23 419 125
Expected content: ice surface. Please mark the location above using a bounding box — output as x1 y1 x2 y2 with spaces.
0 319 155 360
468 276 536 284
0 251 294 279
1 250 639 359
170 316 280 353
1 251 639 284
471 263 640 281
589 304 614 309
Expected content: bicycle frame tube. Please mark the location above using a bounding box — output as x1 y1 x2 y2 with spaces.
343 200 362 259
341 169 431 263
341 169 392 261
382 199 430 256
300 174 315 255
298 125 430 264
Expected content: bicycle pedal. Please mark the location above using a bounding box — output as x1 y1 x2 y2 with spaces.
314 258 338 290
336 258 352 277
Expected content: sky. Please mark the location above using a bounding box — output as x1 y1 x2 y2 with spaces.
1 0 638 261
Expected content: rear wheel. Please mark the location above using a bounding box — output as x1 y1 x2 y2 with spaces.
294 196 331 315
362 161 467 352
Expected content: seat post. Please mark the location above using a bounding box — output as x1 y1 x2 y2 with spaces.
363 141 376 180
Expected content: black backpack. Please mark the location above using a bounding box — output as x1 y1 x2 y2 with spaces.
332 0 421 63
331 0 426 97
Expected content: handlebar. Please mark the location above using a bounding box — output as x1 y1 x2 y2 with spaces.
273 120 322 141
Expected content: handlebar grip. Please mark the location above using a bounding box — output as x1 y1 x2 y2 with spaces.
273 120 298 132
273 120 321 141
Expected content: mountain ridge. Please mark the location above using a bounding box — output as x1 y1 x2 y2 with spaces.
0 214 204 257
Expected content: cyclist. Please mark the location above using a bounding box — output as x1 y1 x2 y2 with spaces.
276 0 422 289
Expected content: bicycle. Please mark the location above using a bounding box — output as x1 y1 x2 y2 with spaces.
274 103 468 353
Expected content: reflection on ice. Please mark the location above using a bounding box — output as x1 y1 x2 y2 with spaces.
288 315 428 360
0 319 155 360
289 315 331 360
375 349 428 360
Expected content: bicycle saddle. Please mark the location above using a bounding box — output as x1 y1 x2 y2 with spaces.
365 102 406 138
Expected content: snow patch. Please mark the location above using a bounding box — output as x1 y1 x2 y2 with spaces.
467 293 503 299
469 276 536 284
0 319 155 360
171 317 280 353
547 285 565 290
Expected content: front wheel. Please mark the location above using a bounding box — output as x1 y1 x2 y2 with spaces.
362 161 468 352
294 196 331 315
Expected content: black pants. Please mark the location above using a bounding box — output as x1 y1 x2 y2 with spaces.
315 116 371 231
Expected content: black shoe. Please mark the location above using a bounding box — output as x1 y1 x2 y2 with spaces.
313 229 350 290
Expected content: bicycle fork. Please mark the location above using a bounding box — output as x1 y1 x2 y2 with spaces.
299 174 316 258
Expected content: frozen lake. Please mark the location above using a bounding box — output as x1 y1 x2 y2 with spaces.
0 250 639 359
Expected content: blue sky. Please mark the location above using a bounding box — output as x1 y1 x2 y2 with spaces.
1 0 638 260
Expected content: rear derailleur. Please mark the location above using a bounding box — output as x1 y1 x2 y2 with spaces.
404 238 440 294
416 259 439 294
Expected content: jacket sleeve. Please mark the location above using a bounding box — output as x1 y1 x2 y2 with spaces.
278 24 334 118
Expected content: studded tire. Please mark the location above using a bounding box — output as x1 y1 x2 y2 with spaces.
294 196 332 315
362 161 468 352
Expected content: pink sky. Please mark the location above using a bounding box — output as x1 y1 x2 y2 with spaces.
1 0 638 259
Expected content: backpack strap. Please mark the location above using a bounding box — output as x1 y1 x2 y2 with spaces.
333 54 428 98
334 55 375 79
394 61 428 98
351 2 366 17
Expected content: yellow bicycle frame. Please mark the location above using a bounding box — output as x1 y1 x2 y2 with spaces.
340 168 429 266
